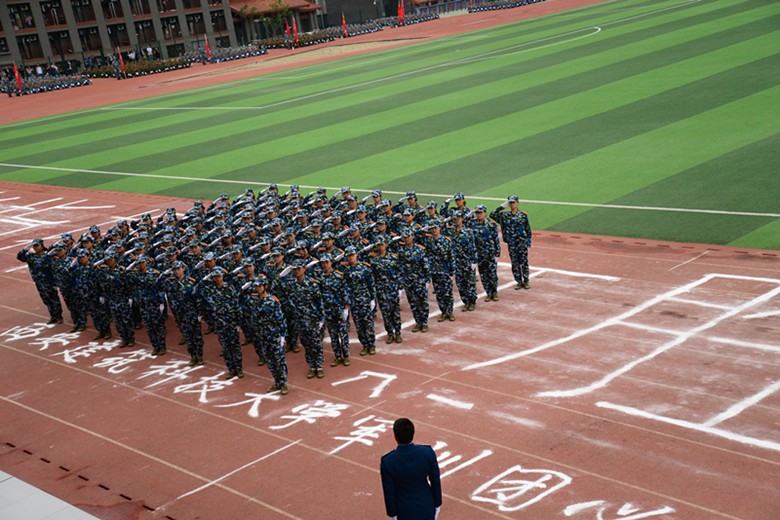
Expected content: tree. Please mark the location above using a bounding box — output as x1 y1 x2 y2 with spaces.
237 5 265 42
268 0 291 38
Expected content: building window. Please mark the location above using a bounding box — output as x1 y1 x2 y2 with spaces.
9 4 36 30
40 1 67 26
102 0 125 20
106 23 130 47
134 21 156 45
49 30 74 57
182 0 202 9
78 27 102 51
130 0 152 16
161 16 181 40
71 0 96 22
157 0 176 13
0 38 9 55
186 13 206 36
17 34 44 59
211 11 227 33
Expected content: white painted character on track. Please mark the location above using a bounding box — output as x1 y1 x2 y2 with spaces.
93 349 154 374
174 374 235 403
564 500 675 519
137 359 204 388
269 400 349 430
0 323 55 342
52 340 120 363
471 465 572 512
433 440 493 479
215 392 281 418
329 415 394 454
29 331 81 350
330 370 396 398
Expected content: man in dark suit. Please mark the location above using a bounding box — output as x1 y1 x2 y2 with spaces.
381 418 442 520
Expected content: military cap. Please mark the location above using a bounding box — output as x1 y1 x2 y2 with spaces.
403 209 413 217
406 191 417 198
292 258 307 268
340 186 351 194
203 252 216 261
242 258 255 266
141 213 152 220
258 237 271 246
319 253 332 262
331 210 344 218
371 189 382 197
172 260 185 269
376 217 388 225
271 218 282 226
271 247 285 256
347 195 357 202
210 267 226 278
192 217 203 224
77 248 90 257
451 210 464 219
138 232 149 239
104 247 119 259
51 243 66 251
162 234 174 242
508 195 519 203
284 228 296 236
428 220 441 228
376 235 392 245
117 219 128 227
230 245 242 254
296 240 309 250
165 246 178 255
253 276 269 286
454 192 465 200
61 232 73 241
166 207 177 215
344 246 358 255
475 204 488 212
317 187 327 194
135 255 150 264
269 183 278 190
401 229 414 238
31 238 45 246
80 234 94 243
322 232 335 240
349 223 361 232
290 184 300 191
426 201 437 209
379 199 391 207
311 219 323 227
184 228 196 236
222 230 232 238
218 193 229 200
216 201 229 209
194 200 204 208
89 225 101 233
357 205 367 213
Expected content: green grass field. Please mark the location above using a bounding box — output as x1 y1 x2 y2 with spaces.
1 0 778 248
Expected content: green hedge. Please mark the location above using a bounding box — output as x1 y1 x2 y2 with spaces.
83 58 191 79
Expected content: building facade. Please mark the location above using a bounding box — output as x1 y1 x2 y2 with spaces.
0 0 238 68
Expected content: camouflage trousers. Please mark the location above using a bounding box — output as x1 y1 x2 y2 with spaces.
477 257 499 296
256 334 288 386
350 302 375 350
35 281 62 321
297 319 324 370
139 303 167 351
431 274 453 315
454 266 477 306
509 245 530 285
324 309 350 360
377 292 401 337
215 321 243 373
404 283 429 326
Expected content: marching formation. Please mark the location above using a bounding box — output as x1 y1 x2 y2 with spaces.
16 185 532 395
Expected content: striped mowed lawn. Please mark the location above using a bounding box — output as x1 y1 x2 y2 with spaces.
0 0 778 248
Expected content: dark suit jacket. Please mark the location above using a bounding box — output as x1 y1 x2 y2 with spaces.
380 443 442 519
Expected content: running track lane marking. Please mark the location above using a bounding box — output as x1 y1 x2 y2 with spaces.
427 393 474 410
0 396 303 519
4 164 777 218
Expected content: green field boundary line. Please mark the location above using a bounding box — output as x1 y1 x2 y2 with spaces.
2 162 778 219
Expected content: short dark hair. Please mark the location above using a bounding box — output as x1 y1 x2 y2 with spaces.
393 418 415 445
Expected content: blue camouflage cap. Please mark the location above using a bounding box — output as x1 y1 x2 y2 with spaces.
253 276 269 286
61 232 73 241
344 246 358 255
272 247 285 255
242 258 255 266
508 195 519 203
426 201 437 209
292 258 307 268
172 260 185 268
89 225 100 233
135 255 150 264
77 248 90 257
203 252 216 261
340 186 351 194
475 204 488 212
371 189 382 197
210 267 226 278
454 192 465 200
31 238 44 246
319 253 332 262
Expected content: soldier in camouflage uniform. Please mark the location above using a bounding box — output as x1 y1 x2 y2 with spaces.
287 259 325 378
98 249 136 347
72 248 112 340
315 253 351 367
469 204 501 302
396 230 430 333
50 244 87 332
342 246 377 356
446 211 478 311
424 221 455 322
201 267 244 379
161 260 204 366
16 238 63 324
127 255 167 355
247 277 289 395
370 236 403 343
491 196 532 289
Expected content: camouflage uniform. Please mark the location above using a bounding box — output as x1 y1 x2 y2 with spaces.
162 269 204 363
468 209 501 300
17 245 63 323
246 287 289 390
314 266 351 363
287 269 325 375
52 254 87 330
491 202 532 288
397 239 430 331
341 255 377 355
446 223 478 309
127 263 167 354
423 230 454 318
98 262 135 345
201 274 244 377
72 254 112 338
369 247 402 341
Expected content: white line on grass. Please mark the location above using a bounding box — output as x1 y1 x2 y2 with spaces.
2 162 778 218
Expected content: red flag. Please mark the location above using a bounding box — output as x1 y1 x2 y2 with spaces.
204 36 212 57
117 47 125 73
342 13 348 38
293 18 299 46
13 63 22 91
285 20 291 38
398 0 405 24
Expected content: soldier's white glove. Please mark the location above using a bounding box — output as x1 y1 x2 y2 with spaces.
128 298 133 306
500 200 509 208
426 282 430 292
159 304 165 313
370 300 376 311
471 263 477 271
398 290 403 298
318 321 324 330
99 297 105 304
435 507 441 519
280 337 286 348
342 308 349 320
